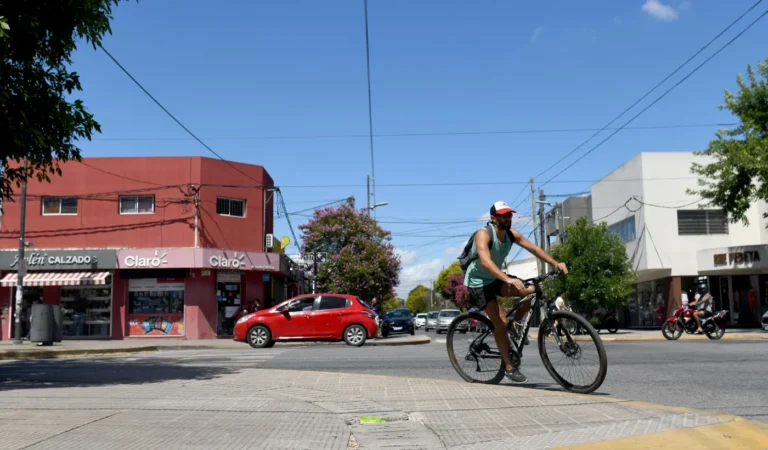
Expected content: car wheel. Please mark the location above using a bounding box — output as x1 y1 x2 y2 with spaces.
344 324 367 347
247 325 272 349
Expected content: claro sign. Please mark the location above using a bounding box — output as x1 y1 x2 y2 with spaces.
208 252 246 269
123 250 169 268
114 248 283 273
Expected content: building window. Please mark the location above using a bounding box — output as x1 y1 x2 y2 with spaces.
677 210 729 235
216 197 245 217
609 215 636 242
42 197 78 215
119 195 155 214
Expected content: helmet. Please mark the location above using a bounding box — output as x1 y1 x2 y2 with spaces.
697 282 709 296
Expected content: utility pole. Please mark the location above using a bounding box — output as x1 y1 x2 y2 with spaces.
530 178 543 276
193 186 200 248
366 175 371 216
538 189 548 274
554 202 562 246
431 280 435 308
312 256 317 294
13 162 28 344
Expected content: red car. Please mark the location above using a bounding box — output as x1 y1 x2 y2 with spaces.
233 294 378 348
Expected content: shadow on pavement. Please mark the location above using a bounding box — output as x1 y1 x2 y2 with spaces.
0 357 236 392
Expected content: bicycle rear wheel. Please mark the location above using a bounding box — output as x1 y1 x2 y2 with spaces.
538 310 607 394
447 312 506 384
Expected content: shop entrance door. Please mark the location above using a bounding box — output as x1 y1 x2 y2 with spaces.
217 272 243 336
718 276 733 325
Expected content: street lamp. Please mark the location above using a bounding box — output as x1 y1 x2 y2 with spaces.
364 201 388 216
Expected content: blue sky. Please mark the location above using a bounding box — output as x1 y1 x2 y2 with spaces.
70 0 768 296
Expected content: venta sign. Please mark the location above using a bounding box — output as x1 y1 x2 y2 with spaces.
11 252 98 268
713 250 761 267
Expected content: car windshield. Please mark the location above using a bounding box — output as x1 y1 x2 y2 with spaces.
428 312 439 318
357 298 373 310
385 309 411 318
440 310 460 318
416 314 427 318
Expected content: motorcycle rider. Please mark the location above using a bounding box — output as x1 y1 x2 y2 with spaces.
689 282 714 334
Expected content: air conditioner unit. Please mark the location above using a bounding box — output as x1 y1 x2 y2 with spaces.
265 234 274 249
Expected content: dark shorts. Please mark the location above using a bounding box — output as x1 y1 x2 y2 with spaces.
468 280 503 311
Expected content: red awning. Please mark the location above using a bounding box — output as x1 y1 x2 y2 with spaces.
0 271 111 287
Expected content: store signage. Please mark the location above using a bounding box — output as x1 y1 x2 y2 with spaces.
217 272 242 283
123 250 168 268
713 251 761 267
0 249 117 270
209 252 246 269
128 278 185 292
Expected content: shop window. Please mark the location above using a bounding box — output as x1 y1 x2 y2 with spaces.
318 296 350 310
677 210 728 235
61 286 112 337
128 279 185 336
42 196 78 215
608 215 636 242
119 195 155 214
216 197 245 217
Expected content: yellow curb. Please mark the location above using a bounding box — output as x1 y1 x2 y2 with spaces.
554 419 768 449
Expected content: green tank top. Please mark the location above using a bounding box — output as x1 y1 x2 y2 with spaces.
464 227 514 288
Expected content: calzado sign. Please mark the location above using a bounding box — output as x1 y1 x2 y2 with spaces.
11 252 98 267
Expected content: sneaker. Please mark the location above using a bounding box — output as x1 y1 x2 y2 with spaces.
505 368 528 383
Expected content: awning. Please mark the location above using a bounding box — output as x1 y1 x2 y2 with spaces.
0 271 111 287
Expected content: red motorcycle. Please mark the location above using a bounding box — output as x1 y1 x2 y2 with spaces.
662 306 728 340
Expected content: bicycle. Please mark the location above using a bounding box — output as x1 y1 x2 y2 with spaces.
446 271 608 394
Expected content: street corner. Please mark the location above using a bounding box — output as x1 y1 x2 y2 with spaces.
365 335 431 346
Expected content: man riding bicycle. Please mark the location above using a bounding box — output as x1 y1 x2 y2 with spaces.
464 201 568 383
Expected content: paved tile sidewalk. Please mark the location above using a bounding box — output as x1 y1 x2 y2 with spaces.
1 368 762 449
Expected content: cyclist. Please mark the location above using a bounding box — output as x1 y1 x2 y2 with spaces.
465 201 568 383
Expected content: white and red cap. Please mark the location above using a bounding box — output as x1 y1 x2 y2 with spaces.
490 201 515 216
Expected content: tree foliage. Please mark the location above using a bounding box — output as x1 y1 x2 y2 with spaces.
383 297 403 311
299 204 401 301
546 217 635 314
689 58 768 226
446 274 470 310
406 285 430 314
0 1 127 200
435 261 463 298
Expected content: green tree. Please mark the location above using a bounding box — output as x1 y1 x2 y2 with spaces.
1 1 127 200
546 217 635 314
298 204 401 301
689 58 768 226
406 285 430 313
435 261 463 298
382 297 402 311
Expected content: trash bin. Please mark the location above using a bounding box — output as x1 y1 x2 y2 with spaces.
52 304 63 343
30 303 54 344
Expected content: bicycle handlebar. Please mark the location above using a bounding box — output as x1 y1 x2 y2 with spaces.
520 270 561 286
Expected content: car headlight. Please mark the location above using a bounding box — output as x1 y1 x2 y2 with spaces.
236 313 255 324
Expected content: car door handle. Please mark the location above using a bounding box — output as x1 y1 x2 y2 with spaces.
337 312 344 316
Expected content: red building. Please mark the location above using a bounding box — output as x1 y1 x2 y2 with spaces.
0 156 291 341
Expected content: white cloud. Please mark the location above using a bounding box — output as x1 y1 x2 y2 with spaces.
444 246 463 257
396 258 443 298
642 0 679 21
395 248 418 265
529 26 544 43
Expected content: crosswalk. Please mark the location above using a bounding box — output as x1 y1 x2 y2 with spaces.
120 348 289 369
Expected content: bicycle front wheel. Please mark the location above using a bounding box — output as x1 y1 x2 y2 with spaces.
538 310 607 394
447 312 506 384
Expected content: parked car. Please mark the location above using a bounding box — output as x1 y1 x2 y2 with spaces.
425 311 439 331
233 294 377 348
436 309 465 334
381 308 415 337
414 313 428 329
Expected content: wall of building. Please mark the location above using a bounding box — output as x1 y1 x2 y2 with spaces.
505 257 539 280
0 157 274 252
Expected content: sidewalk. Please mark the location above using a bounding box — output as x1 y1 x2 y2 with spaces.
0 334 430 360
563 328 768 341
0 367 764 449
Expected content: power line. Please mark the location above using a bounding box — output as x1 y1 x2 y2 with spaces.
287 198 350 215
363 0 377 215
532 0 765 184
540 5 768 189
276 190 301 252
91 122 737 141
98 46 263 186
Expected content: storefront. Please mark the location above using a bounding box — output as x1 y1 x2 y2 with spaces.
115 248 288 340
0 249 117 340
697 245 768 327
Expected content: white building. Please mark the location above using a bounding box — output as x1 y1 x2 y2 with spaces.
505 257 539 281
591 152 768 328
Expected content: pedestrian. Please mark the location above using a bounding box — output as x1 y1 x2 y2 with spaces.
371 298 383 339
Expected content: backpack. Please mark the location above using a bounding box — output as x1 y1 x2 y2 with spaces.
457 224 514 272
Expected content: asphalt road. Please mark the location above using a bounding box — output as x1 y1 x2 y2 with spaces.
1 329 766 423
